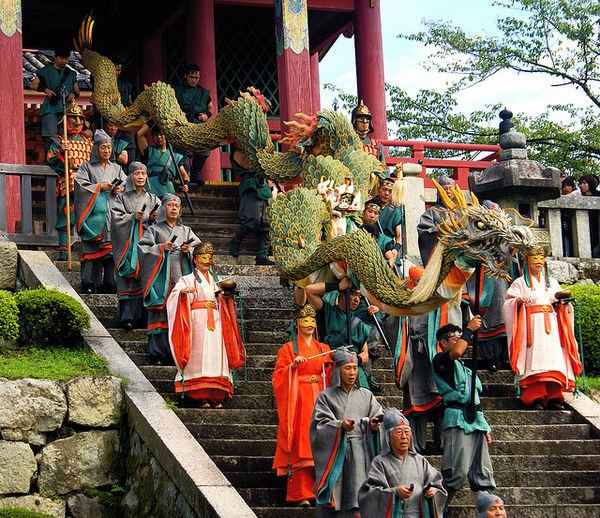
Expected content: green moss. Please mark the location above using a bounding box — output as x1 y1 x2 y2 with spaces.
0 347 108 380
0 509 54 518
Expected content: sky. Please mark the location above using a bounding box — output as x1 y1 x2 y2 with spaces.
319 0 594 132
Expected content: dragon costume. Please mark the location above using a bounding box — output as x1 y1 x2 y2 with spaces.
75 17 532 316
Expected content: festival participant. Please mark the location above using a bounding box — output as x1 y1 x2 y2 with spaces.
136 123 190 199
103 120 128 168
30 48 79 155
46 103 93 261
357 408 446 517
390 266 444 454
138 194 200 364
371 178 403 248
167 242 244 407
351 100 385 163
310 348 383 518
228 147 274 265
174 64 214 184
503 246 581 409
74 129 126 294
417 175 456 265
305 279 372 389
432 317 496 508
272 304 333 507
111 162 160 330
476 492 507 517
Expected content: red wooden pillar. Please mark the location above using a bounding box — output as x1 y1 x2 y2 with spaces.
0 8 24 232
310 51 321 114
187 0 220 181
140 34 164 86
275 0 313 133
354 0 387 138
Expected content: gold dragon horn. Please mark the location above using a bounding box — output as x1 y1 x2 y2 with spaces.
432 178 456 210
470 191 480 207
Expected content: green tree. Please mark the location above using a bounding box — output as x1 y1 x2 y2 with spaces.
388 0 600 175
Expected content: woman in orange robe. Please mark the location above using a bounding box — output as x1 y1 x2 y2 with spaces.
272 304 333 507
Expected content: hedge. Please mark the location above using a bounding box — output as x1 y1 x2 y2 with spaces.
0 290 19 342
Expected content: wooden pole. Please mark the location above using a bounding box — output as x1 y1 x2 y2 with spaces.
61 96 72 271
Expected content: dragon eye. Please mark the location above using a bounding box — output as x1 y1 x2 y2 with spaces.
476 221 488 230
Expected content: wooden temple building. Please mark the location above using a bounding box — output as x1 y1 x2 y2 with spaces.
1 0 389 233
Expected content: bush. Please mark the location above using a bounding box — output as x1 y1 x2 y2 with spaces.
0 290 19 342
14 288 90 348
564 283 600 376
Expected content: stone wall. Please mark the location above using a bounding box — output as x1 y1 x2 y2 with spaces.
0 376 123 518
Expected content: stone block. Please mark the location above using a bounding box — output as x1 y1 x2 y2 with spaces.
0 378 67 434
499 130 526 149
0 494 66 518
547 260 579 284
66 376 123 428
499 148 528 160
0 441 36 494
38 430 120 496
68 493 116 518
0 241 17 290
1 429 47 447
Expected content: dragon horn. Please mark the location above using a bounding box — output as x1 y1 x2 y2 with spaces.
470 191 480 207
432 178 456 210
452 185 468 209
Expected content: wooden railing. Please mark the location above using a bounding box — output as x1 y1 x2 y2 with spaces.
0 163 58 246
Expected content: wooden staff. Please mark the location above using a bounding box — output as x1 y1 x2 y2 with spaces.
61 90 72 271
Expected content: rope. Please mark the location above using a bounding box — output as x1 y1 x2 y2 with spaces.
235 292 249 385
573 298 587 394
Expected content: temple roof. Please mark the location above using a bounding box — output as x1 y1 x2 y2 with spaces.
22 50 92 90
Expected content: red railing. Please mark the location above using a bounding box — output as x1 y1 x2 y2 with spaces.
380 139 500 189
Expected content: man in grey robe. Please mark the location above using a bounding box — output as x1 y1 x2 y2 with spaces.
74 129 126 294
310 348 383 518
137 194 200 364
358 409 446 517
476 491 507 517
110 162 161 330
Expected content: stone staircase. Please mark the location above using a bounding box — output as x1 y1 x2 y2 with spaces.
56 184 600 517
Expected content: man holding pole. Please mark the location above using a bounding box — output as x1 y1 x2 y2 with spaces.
432 315 496 508
272 304 333 507
46 103 92 262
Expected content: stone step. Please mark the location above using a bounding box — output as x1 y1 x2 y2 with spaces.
174 408 578 427
197 438 600 457
184 422 591 442
253 504 600 518
238 486 600 506
213 454 600 475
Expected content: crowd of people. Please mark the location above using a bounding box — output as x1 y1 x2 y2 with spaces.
34 50 581 515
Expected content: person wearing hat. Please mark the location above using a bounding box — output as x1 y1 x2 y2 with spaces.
417 175 456 265
476 492 507 517
305 278 373 389
503 246 581 409
46 103 93 261
103 120 129 170
272 304 333 507
358 408 446 517
166 242 244 407
110 162 161 330
351 100 385 164
310 348 383 517
31 47 80 156
138 194 200 364
74 129 127 294
432 316 497 509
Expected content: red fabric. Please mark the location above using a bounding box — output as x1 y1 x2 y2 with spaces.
171 291 192 370
174 376 233 401
286 467 315 503
219 293 245 369
555 303 583 375
272 338 332 488
80 244 112 261
520 377 569 406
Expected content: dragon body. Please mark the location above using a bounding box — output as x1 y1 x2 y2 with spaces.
78 28 532 316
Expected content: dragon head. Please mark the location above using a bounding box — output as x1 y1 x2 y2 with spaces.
432 180 533 279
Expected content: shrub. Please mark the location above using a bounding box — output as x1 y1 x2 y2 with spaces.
0 290 19 342
564 283 600 376
14 288 90 348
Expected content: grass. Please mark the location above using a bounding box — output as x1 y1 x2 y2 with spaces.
581 375 600 391
0 347 108 380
